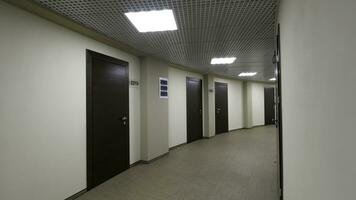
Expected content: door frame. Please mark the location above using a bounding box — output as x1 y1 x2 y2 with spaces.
86 49 130 190
186 77 203 143
274 24 284 200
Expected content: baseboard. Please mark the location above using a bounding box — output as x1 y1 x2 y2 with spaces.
64 189 87 200
245 124 266 129
228 127 245 132
242 124 270 129
141 152 169 164
254 124 266 127
130 160 143 167
169 142 187 150
205 128 246 137
64 152 169 199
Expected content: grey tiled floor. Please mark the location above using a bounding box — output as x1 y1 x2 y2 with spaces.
78 126 279 200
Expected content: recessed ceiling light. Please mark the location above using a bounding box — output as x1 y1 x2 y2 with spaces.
238 72 257 77
269 78 276 81
125 9 177 32
211 57 236 65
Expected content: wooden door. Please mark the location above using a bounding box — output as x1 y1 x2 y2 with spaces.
215 82 228 134
186 77 203 143
86 50 130 190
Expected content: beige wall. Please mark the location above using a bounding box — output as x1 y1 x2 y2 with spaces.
244 82 275 128
243 82 253 128
0 1 141 200
251 83 265 126
204 76 271 136
214 77 244 131
279 0 356 199
168 67 203 148
203 75 215 137
140 57 169 160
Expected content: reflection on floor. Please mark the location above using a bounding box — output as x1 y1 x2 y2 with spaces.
78 126 278 200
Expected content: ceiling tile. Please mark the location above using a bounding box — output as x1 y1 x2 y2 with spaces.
34 0 278 81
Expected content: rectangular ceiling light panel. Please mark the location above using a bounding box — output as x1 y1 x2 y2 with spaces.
211 57 236 65
125 9 177 32
238 72 257 77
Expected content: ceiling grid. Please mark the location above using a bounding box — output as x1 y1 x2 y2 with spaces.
33 0 277 80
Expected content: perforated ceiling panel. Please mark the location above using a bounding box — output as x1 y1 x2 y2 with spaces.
33 0 278 81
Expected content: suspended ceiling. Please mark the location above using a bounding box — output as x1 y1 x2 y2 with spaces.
33 0 278 81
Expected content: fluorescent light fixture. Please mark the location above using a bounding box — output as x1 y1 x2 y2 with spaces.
238 72 257 77
211 57 236 65
269 77 276 81
125 9 177 32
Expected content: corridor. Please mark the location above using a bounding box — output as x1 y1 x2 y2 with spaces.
78 126 278 200
3 0 355 199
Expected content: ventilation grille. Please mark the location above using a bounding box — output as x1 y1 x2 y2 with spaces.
34 0 278 80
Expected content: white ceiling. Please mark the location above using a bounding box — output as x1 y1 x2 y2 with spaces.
34 0 278 81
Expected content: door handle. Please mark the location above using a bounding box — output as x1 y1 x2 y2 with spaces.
274 119 279 127
122 116 128 125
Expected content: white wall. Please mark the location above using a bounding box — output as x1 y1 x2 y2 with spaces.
244 82 274 127
168 67 203 148
0 2 140 200
214 78 244 131
279 0 356 199
251 82 266 126
243 82 276 128
206 75 216 137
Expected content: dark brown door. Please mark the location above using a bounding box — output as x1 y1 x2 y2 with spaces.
215 82 228 134
264 87 275 125
86 50 129 190
186 77 203 143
